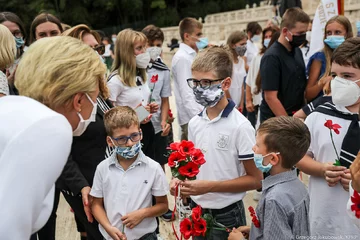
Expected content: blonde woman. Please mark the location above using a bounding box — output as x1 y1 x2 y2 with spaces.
108 29 158 159
0 36 106 239
305 16 353 102
225 31 248 111
0 24 16 97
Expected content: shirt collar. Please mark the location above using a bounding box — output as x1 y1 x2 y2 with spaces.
262 169 298 191
108 150 148 169
180 43 196 55
198 99 236 118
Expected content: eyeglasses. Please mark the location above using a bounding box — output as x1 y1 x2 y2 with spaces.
187 78 224 89
112 132 142 145
92 44 105 55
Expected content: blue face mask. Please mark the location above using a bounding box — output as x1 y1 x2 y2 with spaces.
14 36 24 49
115 142 141 159
196 37 208 50
254 152 279 173
263 39 270 48
324 36 345 49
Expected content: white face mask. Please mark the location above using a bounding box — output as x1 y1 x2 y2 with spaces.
306 31 311 42
331 76 360 107
147 46 162 61
73 94 97 136
251 34 261 42
135 52 151 69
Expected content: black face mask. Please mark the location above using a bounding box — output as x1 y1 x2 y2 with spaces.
288 33 306 48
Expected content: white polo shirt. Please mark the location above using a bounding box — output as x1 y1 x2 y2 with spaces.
171 43 203 126
188 100 255 209
90 151 169 240
107 74 150 109
305 105 360 236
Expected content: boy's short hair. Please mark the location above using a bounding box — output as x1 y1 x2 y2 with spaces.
179 17 203 41
191 46 233 79
142 24 164 43
280 8 310 29
246 22 262 36
258 116 310 169
332 37 360 69
104 106 140 136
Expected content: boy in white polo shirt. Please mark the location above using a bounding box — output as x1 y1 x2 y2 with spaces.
172 46 263 240
91 106 169 240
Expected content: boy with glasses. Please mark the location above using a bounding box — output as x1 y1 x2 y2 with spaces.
91 106 169 240
171 46 262 240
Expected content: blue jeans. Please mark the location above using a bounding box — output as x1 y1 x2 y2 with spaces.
193 200 246 240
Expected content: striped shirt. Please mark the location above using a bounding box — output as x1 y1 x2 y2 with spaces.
249 170 310 239
97 97 113 158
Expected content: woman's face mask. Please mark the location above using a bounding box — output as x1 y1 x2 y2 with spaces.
324 36 345 49
73 94 97 136
235 45 247 57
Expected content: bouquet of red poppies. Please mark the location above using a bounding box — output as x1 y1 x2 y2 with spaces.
324 120 342 166
168 140 206 180
180 206 207 239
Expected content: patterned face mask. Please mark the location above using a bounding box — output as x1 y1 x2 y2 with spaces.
193 83 224 107
114 141 142 159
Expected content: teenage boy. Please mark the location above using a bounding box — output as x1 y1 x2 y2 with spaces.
260 8 310 123
228 116 311 240
297 38 360 236
90 106 169 240
245 21 262 68
172 17 207 140
171 46 263 239
142 24 173 222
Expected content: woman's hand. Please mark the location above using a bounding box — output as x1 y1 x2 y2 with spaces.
323 163 347 187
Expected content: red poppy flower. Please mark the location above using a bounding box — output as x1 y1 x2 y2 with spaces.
168 109 173 118
191 205 202 221
179 140 195 156
169 142 180 151
252 216 260 228
192 218 207 237
168 151 186 167
324 120 342 134
351 190 360 219
178 161 200 178
150 74 158 83
180 218 193 239
191 148 206 166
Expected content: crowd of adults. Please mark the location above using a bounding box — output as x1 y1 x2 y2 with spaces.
0 4 359 240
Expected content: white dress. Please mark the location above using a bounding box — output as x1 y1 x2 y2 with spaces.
0 71 9 96
228 58 247 107
0 96 72 239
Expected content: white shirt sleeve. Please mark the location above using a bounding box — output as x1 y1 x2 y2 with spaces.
246 56 259 90
90 164 104 198
0 115 72 239
107 75 124 103
347 181 360 229
151 163 169 196
174 57 203 117
236 122 256 160
160 70 172 98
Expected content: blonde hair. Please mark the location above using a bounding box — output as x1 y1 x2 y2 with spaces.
112 29 147 87
322 15 353 81
104 106 140 136
0 24 16 70
15 36 106 109
62 24 109 99
192 46 233 79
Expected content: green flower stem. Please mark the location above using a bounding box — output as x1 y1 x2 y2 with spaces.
212 227 227 231
329 130 340 161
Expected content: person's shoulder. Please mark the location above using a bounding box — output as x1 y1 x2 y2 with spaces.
143 155 164 172
108 72 122 85
96 155 114 171
189 112 202 126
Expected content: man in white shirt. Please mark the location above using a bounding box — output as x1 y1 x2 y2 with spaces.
171 17 205 140
245 22 262 68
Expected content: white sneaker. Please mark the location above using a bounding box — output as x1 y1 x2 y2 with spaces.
253 191 262 201
157 234 164 240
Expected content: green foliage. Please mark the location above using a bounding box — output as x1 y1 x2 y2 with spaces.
0 0 253 36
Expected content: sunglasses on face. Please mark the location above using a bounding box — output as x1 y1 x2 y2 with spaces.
92 44 105 55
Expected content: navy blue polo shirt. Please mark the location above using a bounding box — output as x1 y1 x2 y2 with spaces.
260 41 307 122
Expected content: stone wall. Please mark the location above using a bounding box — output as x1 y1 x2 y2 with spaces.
161 0 360 60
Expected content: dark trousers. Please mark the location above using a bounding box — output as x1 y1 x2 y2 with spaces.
247 105 259 128
62 191 103 240
140 121 155 159
30 188 61 240
192 200 246 240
